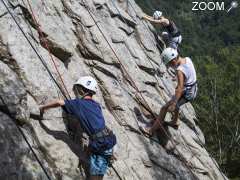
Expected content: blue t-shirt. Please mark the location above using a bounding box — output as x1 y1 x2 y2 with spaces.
63 98 105 136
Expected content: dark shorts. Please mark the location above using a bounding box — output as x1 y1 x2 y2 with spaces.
89 148 113 176
172 84 198 109
162 32 182 50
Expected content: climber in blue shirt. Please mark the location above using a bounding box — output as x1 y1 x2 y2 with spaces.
40 76 117 180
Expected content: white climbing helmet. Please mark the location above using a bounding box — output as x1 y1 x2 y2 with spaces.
153 11 162 20
74 76 97 93
161 47 178 65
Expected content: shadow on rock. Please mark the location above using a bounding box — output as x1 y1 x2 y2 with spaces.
38 116 90 178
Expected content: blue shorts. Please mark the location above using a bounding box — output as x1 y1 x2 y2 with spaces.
89 148 113 176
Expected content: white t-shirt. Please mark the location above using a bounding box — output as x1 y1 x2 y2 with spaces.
176 57 197 86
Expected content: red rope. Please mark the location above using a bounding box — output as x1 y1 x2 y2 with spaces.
25 0 71 99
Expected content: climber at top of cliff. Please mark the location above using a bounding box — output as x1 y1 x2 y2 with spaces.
39 76 117 180
143 11 182 50
141 48 197 134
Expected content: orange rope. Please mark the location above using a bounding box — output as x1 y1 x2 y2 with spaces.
25 0 71 99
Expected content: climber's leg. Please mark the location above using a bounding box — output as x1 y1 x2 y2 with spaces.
164 96 188 129
140 101 171 136
150 101 171 133
165 109 180 129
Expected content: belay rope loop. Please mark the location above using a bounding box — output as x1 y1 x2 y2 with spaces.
81 0 200 179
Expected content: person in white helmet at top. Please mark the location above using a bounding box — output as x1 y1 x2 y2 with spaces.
141 48 197 134
40 76 117 180
143 10 182 50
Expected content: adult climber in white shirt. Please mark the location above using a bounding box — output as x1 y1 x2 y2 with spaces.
142 48 198 134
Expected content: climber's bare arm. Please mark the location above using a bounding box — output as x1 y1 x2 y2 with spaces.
175 70 185 101
167 71 185 112
143 15 160 23
143 15 170 25
143 14 153 20
39 99 65 115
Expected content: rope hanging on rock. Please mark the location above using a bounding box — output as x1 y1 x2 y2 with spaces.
0 0 68 101
81 1 200 179
112 0 168 102
25 0 71 100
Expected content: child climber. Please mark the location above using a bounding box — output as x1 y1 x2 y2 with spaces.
143 11 182 50
40 76 116 180
142 48 197 135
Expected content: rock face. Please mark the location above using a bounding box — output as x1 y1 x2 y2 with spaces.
0 0 227 180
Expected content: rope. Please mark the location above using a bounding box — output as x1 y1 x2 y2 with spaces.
0 96 52 180
2 0 225 179
20 0 64 100
0 0 69 100
82 1 154 118
110 164 124 180
124 0 168 102
126 2 228 179
25 0 71 100
81 1 199 179
134 1 229 177
127 0 164 52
